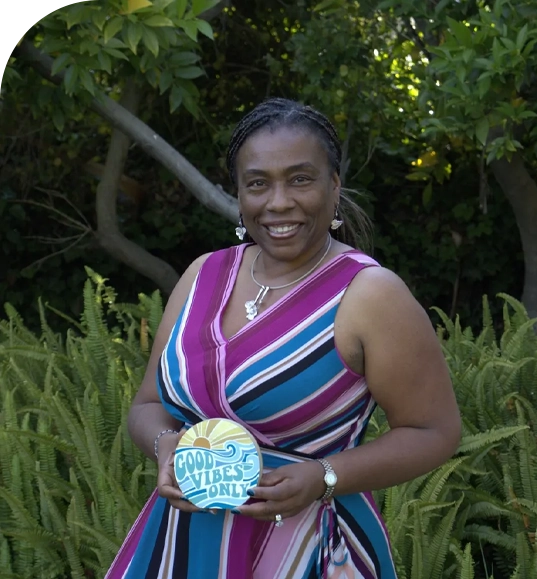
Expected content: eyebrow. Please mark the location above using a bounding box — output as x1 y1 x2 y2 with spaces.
243 162 318 176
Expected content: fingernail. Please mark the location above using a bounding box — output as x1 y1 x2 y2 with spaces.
246 489 255 497
231 508 241 515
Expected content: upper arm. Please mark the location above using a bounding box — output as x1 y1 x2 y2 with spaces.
340 267 460 440
132 253 212 406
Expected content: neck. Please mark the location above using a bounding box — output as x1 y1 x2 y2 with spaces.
256 234 331 286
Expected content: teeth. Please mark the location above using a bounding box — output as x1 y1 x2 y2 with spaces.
268 224 299 234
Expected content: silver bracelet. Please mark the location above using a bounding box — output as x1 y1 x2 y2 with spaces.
154 429 180 459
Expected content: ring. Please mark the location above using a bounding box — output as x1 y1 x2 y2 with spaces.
274 514 284 527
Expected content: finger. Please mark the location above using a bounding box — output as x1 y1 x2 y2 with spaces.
257 469 286 488
234 499 293 520
247 479 296 502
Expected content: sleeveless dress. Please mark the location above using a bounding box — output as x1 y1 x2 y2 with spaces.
106 245 398 579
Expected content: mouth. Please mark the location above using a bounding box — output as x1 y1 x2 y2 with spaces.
264 223 301 238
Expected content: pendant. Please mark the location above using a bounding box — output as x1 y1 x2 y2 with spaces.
245 300 259 321
245 286 269 321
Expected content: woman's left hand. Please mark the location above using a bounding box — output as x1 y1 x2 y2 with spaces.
234 461 326 522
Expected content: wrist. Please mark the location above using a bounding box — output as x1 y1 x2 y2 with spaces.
316 458 338 502
155 429 182 464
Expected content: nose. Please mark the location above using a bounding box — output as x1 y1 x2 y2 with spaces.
265 181 295 212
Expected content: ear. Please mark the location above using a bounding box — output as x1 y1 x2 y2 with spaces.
331 172 341 205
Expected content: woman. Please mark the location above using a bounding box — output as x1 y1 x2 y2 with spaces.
106 98 461 579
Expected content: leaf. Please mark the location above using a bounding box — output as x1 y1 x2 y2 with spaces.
475 118 489 147
103 47 130 61
52 108 65 133
175 66 204 79
477 74 491 100
458 425 528 453
422 181 433 207
63 65 79 95
142 27 160 57
79 69 95 96
176 0 188 19
126 21 143 54
97 50 112 74
192 0 221 16
143 15 174 27
159 70 173 94
126 0 153 13
516 24 528 51
104 17 125 45
197 20 213 39
92 9 108 31
169 51 200 67
405 171 429 181
51 53 71 77
179 20 199 42
447 17 473 47
169 84 183 113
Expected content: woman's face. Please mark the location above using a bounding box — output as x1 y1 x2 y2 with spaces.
235 125 340 262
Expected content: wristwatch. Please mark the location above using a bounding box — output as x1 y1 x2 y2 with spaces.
317 458 337 502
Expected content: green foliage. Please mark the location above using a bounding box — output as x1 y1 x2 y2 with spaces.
370 294 537 579
1 273 537 577
0 270 160 578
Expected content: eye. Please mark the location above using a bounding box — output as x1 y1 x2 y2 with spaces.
247 179 266 188
292 175 312 184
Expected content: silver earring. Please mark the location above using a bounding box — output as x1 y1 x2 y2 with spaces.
235 215 247 241
330 207 343 230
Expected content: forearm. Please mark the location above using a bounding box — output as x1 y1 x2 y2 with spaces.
127 401 184 462
329 426 459 496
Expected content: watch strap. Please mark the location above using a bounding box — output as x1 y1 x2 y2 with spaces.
317 458 336 502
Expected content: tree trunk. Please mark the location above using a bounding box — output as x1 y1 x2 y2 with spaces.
490 153 537 319
95 78 180 295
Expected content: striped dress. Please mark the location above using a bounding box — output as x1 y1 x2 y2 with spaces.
106 244 397 579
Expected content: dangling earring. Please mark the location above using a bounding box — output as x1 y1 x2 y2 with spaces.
330 206 343 230
235 215 247 240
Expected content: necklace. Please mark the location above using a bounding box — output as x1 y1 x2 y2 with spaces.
245 235 332 321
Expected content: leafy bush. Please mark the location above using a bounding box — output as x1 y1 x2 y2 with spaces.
0 273 536 578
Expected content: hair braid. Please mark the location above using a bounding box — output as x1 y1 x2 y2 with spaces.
226 98 372 252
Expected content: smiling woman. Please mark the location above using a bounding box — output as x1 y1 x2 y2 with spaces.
107 98 461 579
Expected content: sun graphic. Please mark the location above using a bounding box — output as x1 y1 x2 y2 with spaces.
179 418 256 451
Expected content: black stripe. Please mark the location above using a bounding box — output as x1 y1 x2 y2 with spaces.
172 510 192 579
145 501 172 578
230 338 335 411
158 360 200 425
334 500 382 577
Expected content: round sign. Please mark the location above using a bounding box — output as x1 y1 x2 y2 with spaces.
174 418 262 510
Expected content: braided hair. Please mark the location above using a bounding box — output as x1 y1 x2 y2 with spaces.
226 98 372 252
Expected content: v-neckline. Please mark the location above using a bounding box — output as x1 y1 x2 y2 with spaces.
217 243 355 344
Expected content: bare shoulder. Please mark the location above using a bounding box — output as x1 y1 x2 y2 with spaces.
340 265 426 333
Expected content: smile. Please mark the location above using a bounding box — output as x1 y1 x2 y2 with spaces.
266 224 300 234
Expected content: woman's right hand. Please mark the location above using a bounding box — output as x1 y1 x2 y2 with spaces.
156 430 207 513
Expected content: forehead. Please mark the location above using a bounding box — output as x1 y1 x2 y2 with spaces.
235 125 329 172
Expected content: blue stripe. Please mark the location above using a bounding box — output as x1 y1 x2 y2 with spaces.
186 511 225 578
125 496 167 579
226 306 338 397
238 348 344 420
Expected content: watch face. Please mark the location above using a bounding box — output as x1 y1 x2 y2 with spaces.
325 472 337 486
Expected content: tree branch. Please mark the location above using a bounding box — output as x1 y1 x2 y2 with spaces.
94 77 181 295
14 39 239 224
